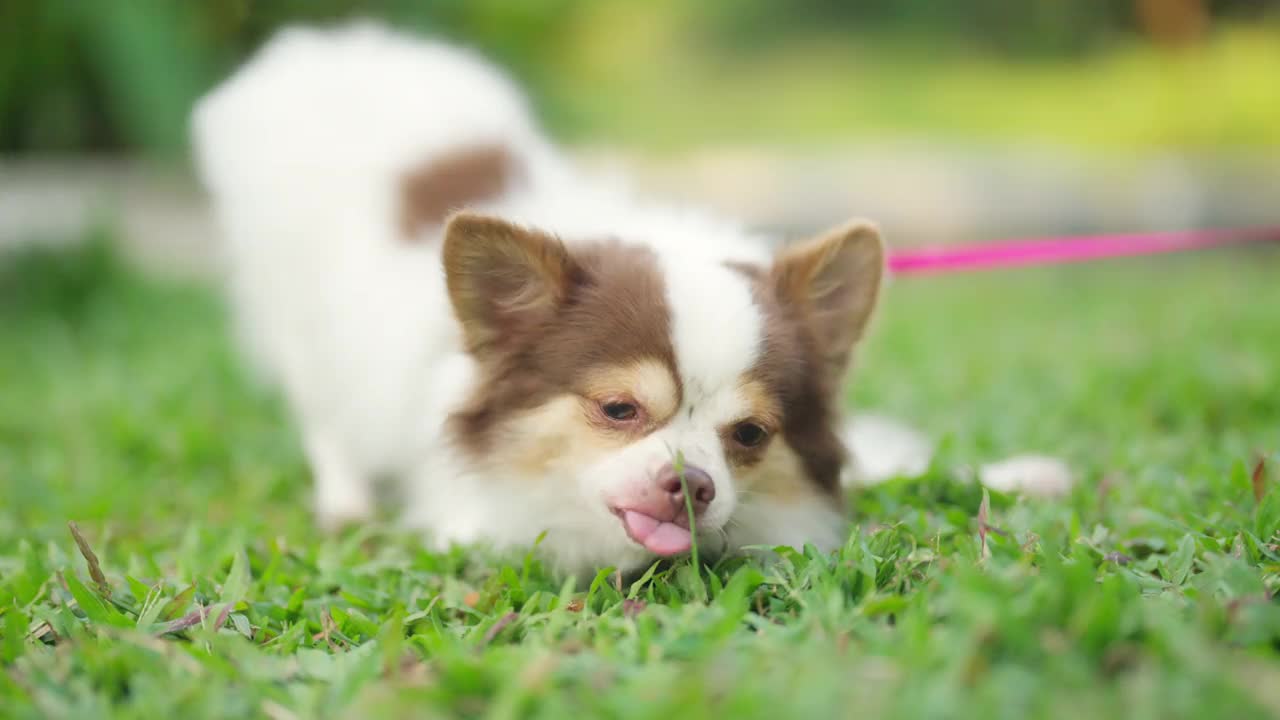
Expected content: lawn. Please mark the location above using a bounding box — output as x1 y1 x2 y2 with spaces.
1 234 1279 718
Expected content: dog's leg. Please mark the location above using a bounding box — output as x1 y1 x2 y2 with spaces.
303 427 372 531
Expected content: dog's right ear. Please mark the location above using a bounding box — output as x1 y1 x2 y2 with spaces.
442 212 574 354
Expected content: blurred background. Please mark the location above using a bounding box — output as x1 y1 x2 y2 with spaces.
2 1 1278 542
2 0 1279 269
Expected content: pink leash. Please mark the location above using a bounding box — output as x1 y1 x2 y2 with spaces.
887 225 1280 276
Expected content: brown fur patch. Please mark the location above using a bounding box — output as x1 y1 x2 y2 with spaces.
400 145 518 238
579 360 681 427
480 395 633 478
448 237 680 458
735 436 823 502
734 380 784 431
717 380 784 469
725 223 882 501
727 261 851 502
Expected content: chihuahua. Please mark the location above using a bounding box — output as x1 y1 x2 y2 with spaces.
193 23 885 577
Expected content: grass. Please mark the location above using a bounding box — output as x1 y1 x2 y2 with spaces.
542 9 1280 153
1 234 1279 718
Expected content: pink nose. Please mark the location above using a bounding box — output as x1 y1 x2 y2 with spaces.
657 463 716 517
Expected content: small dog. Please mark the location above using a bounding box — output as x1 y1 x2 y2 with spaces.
193 23 886 576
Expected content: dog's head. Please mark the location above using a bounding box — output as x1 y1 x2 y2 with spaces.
442 212 883 575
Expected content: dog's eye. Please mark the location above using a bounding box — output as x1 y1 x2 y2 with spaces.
602 401 639 422
732 422 768 448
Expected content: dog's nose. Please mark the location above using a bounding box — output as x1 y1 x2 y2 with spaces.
657 463 716 516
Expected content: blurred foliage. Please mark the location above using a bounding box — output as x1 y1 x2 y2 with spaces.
692 0 1276 57
1 0 1278 155
0 0 582 154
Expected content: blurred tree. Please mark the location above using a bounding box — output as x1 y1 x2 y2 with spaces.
689 0 1129 56
0 3 213 154
689 0 1276 56
1136 0 1210 46
0 0 583 156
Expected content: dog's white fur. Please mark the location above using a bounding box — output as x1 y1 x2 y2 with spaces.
194 23 866 575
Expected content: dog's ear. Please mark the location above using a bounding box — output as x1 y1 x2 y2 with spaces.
770 219 884 378
443 212 574 354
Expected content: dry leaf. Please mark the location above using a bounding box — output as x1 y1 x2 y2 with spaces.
977 489 991 561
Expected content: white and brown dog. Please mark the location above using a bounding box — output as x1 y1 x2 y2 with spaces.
193 23 906 576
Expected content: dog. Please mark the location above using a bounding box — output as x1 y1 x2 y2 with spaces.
192 22 890 577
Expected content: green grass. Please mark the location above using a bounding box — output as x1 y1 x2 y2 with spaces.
543 9 1280 152
2 235 1279 718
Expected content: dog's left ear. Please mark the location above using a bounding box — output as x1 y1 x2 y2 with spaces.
771 219 884 378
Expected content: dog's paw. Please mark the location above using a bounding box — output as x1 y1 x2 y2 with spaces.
313 488 374 533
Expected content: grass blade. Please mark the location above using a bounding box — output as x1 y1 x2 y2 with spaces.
67 522 110 597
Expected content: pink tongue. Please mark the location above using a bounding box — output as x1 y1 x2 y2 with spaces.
622 511 693 556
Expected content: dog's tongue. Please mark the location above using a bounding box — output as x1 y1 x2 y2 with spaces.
622 511 692 556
